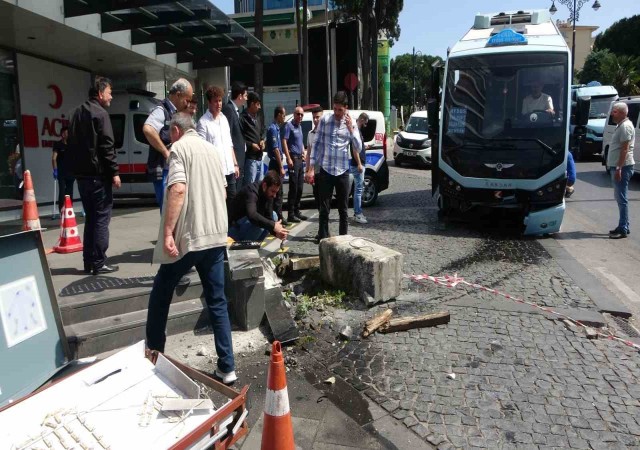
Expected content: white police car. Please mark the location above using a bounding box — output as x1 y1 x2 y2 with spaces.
262 108 389 207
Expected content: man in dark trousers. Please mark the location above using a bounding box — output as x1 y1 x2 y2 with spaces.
68 76 121 275
52 126 75 212
282 106 307 223
306 91 362 243
240 92 265 186
142 78 193 211
266 105 288 225
228 170 289 243
222 81 248 184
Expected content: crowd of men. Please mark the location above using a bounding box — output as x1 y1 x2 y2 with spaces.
63 76 369 384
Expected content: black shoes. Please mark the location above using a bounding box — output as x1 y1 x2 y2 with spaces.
279 216 289 226
295 212 308 221
92 264 119 275
609 227 629 239
287 215 301 223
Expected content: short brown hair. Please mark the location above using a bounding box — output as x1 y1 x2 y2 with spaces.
333 91 349 107
205 85 225 102
263 170 282 188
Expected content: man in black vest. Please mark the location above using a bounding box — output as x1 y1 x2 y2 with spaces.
143 78 193 211
222 81 248 188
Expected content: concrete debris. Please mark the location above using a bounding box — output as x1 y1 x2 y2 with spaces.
324 376 336 385
339 325 353 340
284 355 298 367
446 373 456 380
196 346 208 356
585 327 598 339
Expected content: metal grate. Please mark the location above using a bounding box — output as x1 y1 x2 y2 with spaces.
611 316 640 338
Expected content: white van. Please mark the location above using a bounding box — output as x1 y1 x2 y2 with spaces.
263 108 389 206
601 96 640 174
108 89 161 197
393 110 431 167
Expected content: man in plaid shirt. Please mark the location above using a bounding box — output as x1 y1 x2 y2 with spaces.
306 91 362 243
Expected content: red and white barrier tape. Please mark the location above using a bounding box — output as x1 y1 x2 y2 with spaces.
406 273 640 352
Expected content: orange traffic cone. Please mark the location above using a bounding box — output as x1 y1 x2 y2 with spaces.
22 170 41 231
53 195 83 254
261 341 295 450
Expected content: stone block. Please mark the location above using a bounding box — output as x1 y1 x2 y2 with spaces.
227 249 263 280
225 275 265 331
319 235 403 305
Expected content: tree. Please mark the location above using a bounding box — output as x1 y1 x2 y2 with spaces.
390 53 442 120
594 15 640 58
600 54 640 96
331 0 403 109
577 49 611 85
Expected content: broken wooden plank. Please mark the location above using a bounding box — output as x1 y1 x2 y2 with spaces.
362 309 393 338
379 311 450 333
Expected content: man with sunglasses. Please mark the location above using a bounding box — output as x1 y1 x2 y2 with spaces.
282 106 307 223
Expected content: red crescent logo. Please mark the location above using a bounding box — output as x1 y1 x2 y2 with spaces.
48 84 62 109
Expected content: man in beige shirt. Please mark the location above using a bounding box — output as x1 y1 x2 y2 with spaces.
146 112 237 385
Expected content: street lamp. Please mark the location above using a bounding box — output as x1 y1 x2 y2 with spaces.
549 0 601 75
412 47 422 111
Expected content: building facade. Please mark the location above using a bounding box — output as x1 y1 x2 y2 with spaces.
0 0 272 221
556 21 598 72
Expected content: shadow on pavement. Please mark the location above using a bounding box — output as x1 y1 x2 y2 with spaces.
58 275 157 297
557 231 613 240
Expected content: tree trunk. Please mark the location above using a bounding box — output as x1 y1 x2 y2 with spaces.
360 0 372 109
302 0 309 104
370 8 378 111
254 0 264 101
295 0 303 106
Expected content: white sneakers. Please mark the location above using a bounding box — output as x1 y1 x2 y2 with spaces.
214 369 238 385
354 214 368 224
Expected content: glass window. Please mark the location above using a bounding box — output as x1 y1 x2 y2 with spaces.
109 114 125 149
442 52 568 180
133 114 149 144
0 50 20 204
405 117 428 135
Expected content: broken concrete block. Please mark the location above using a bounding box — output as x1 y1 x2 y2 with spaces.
319 235 403 305
228 249 263 280
225 260 265 331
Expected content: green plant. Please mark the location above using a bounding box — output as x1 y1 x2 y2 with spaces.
293 290 348 319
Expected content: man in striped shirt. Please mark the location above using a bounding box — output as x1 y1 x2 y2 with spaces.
306 91 362 242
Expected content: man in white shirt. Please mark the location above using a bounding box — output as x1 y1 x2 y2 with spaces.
522 81 554 116
197 85 240 215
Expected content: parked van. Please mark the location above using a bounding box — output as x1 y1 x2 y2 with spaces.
393 110 431 167
108 89 160 197
601 96 640 174
264 108 389 206
571 84 617 160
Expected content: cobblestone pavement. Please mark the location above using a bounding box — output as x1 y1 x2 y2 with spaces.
282 165 640 449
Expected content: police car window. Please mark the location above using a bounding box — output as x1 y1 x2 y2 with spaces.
109 114 125 149
301 121 312 146
133 114 149 144
361 120 376 142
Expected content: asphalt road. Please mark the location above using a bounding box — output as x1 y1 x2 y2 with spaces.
569 159 640 244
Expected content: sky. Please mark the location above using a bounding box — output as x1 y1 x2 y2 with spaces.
213 0 640 59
